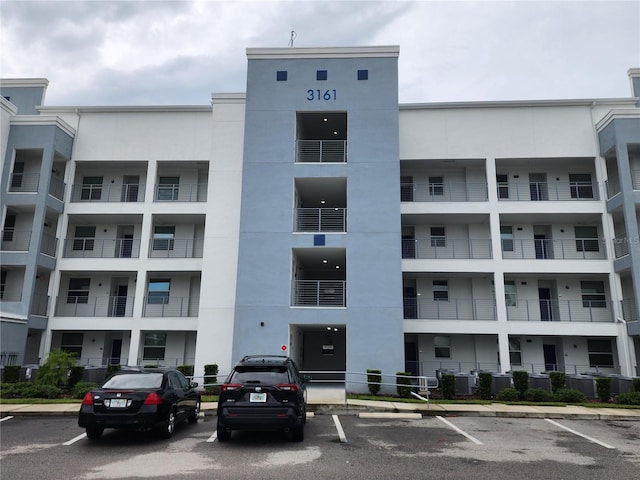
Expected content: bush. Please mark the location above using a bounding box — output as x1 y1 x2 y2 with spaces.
105 364 121 380
1 365 21 383
524 388 553 402
549 371 566 394
477 372 493 400
36 349 77 387
595 377 612 402
177 365 194 378
553 388 585 403
204 364 219 395
68 366 84 389
632 378 640 393
440 373 455 400
366 369 382 395
0 382 61 399
511 371 529 399
396 372 412 398
496 387 519 402
617 391 640 405
73 381 98 399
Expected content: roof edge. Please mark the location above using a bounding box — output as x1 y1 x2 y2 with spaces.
247 45 399 59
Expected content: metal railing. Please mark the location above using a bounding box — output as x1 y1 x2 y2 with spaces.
9 173 39 192
142 296 200 317
414 361 621 377
294 208 346 232
63 238 142 258
1 230 31 251
154 183 207 202
148 238 204 258
48 177 65 200
0 289 22 302
401 182 488 202
612 237 631 258
496 181 600 201
0 351 20 366
402 238 492 259
506 299 614 322
70 183 145 202
403 298 497 320
292 280 346 307
502 238 607 260
296 140 347 163
40 233 57 256
55 295 135 317
30 294 49 316
621 299 638 322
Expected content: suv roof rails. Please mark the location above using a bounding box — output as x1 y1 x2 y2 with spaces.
239 355 290 363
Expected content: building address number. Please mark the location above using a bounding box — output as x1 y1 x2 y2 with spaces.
307 89 337 101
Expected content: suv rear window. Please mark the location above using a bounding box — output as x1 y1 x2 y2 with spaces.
230 366 290 384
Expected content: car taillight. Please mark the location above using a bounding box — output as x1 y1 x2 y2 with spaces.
82 392 93 405
221 383 242 392
143 392 163 405
275 384 299 392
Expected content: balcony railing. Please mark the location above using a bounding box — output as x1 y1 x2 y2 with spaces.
40 233 57 257
502 238 607 260
63 238 141 258
621 299 638 322
292 280 346 307
9 172 39 192
0 288 22 302
403 298 497 320
49 177 65 200
613 237 631 258
30 294 49 316
154 183 207 202
507 299 614 322
148 238 204 258
497 181 600 201
401 182 488 202
55 295 135 317
296 140 347 163
415 361 620 377
402 239 492 259
294 208 346 232
1 230 31 251
142 296 200 317
70 183 145 202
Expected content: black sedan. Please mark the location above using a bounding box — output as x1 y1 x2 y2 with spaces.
78 368 201 440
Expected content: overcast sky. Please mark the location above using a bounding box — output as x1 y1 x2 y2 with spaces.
1 0 639 106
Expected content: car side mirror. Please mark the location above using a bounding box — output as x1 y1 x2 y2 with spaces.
190 381 198 389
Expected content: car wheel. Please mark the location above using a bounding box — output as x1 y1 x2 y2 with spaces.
85 426 104 440
158 409 176 439
188 399 201 424
291 424 304 442
216 421 231 442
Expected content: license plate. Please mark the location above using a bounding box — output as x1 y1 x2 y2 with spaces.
249 393 267 403
109 398 127 408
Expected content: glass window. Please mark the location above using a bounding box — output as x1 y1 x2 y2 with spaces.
430 227 446 247
569 173 593 199
157 176 179 201
587 339 614 368
357 69 368 80
575 226 599 252
501 226 514 252
433 280 449 301
11 162 24 188
60 332 83 357
496 174 509 199
316 70 327 80
0 269 6 299
67 278 90 304
153 226 175 251
276 70 287 81
429 176 444 196
434 336 451 358
143 332 167 361
581 281 606 308
504 281 517 307
148 279 170 304
2 214 16 241
81 176 103 200
73 226 96 251
509 337 522 365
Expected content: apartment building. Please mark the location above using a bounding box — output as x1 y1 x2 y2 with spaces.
1 47 638 390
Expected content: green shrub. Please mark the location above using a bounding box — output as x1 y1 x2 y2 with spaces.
68 366 84 389
0 382 62 399
524 388 553 402
496 387 519 402
595 377 612 402
396 372 412 398
366 369 382 395
204 364 219 395
35 349 77 387
144 363 159 368
632 378 640 393
511 371 529 399
105 364 121 380
440 373 455 400
1 365 21 383
177 365 194 378
477 372 493 400
549 371 566 394
73 381 98 399
553 388 585 403
617 391 640 405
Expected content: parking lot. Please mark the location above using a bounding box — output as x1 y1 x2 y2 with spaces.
1 413 639 479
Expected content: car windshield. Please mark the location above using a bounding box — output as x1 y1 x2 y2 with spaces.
230 366 290 384
102 373 163 389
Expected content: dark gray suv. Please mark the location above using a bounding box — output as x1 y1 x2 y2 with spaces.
216 355 309 442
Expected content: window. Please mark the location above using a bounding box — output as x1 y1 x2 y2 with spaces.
316 70 327 80
276 70 287 81
73 226 96 251
429 176 444 196
581 281 606 308
496 174 509 199
569 173 593 199
430 227 446 247
153 226 175 251
433 280 449 301
434 336 451 358
148 279 170 305
501 226 514 252
81 176 103 200
509 338 522 365
357 69 368 80
60 332 83 357
157 176 179 201
67 278 90 304
504 281 517 307
0 269 6 299
2 214 16 241
143 332 166 361
11 162 24 188
587 339 614 368
575 226 599 252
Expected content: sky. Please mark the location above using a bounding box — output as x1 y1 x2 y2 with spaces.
1 0 639 106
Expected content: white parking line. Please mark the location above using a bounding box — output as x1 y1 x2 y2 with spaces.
332 414 348 443
436 416 483 445
63 433 87 446
0 416 14 423
206 431 218 443
544 419 615 449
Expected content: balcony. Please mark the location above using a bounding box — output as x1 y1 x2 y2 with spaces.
292 280 346 307
55 295 135 317
154 183 207 202
506 299 614 322
403 297 497 320
296 140 347 163
621 299 638 322
502 239 607 260
148 238 204 258
70 182 145 202
401 182 488 202
63 238 141 258
142 296 200 317
9 172 39 193
294 208 346 232
30 293 49 316
612 237 631 258
497 181 600 201
402 239 492 259
1 231 57 256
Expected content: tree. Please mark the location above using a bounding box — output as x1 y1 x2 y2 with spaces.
35 349 78 387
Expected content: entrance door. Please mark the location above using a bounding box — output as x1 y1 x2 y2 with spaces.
404 341 419 376
534 234 549 259
110 339 122 365
119 234 133 258
539 288 553 321
113 285 128 317
543 344 557 371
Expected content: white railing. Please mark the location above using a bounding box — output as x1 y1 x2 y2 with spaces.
497 181 600 201
1 230 31 251
148 238 204 258
621 299 638 322
506 299 614 322
402 238 492 259
294 208 346 232
292 280 346 307
63 238 141 258
154 183 207 202
142 296 200 317
70 183 145 202
401 182 488 202
9 172 39 192
403 298 497 320
502 238 607 260
612 237 631 258
296 140 347 163
55 295 135 317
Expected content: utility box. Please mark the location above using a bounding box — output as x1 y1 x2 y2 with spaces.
567 374 596 398
605 375 633 395
529 374 552 392
491 373 511 394
454 373 475 395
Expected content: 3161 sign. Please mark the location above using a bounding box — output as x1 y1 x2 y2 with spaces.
307 89 337 101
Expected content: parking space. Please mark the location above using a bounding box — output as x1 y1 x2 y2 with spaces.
1 414 639 480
